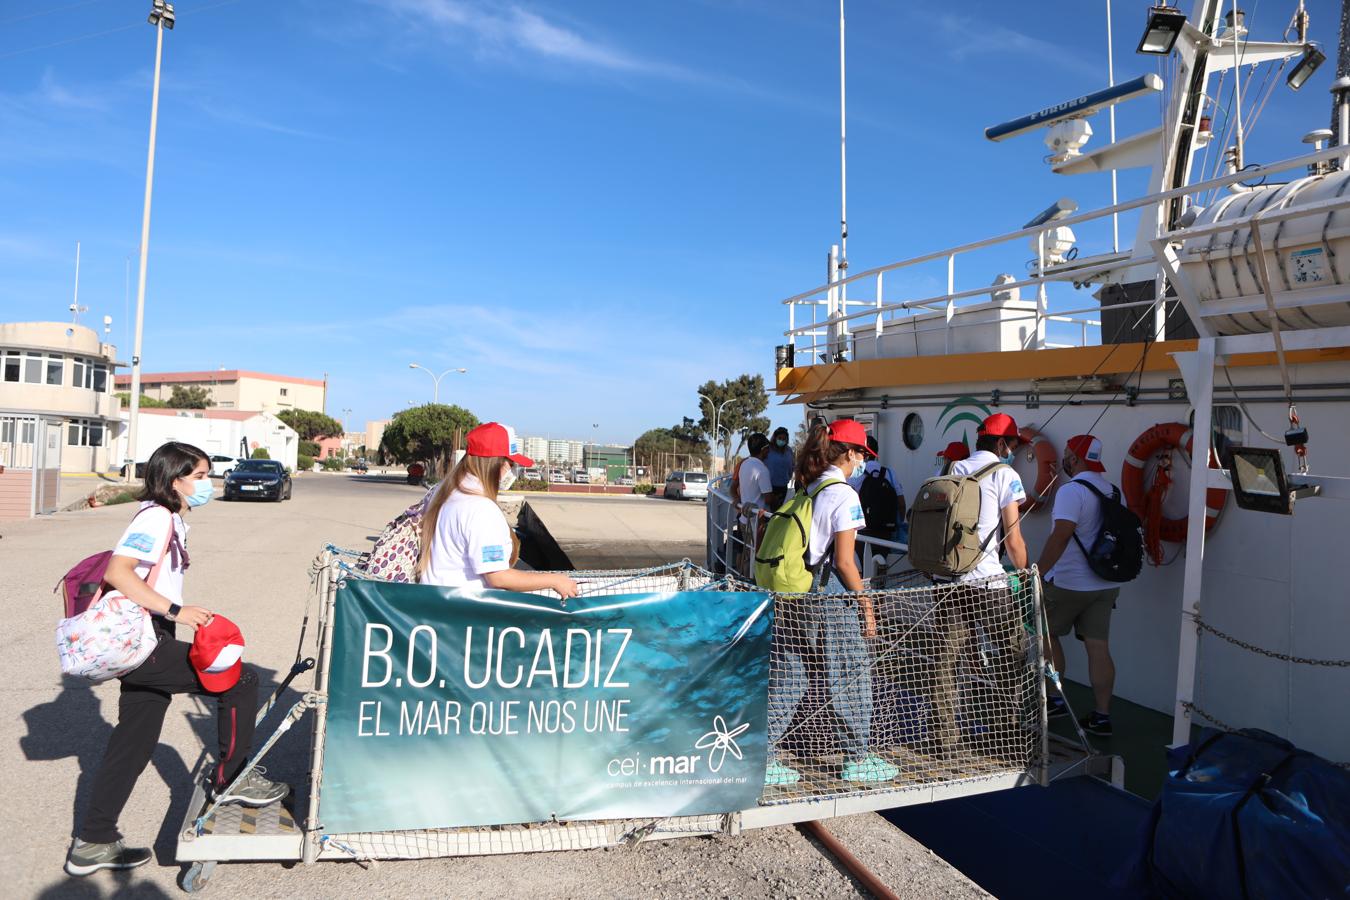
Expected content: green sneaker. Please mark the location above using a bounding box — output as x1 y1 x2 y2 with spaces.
211 765 290 807
765 760 802 785
841 754 899 783
65 839 152 876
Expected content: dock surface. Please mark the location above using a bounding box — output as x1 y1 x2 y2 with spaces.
4 473 985 897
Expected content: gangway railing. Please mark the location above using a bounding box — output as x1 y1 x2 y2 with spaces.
783 144 1350 364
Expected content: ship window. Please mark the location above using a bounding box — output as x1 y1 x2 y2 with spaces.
902 413 925 450
1189 405 1243 468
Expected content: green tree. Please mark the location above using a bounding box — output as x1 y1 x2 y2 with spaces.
298 439 321 457
695 374 771 469
115 392 168 409
276 409 344 440
250 447 271 459
379 404 479 476
168 385 213 408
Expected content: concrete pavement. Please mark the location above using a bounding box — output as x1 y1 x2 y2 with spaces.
2 474 984 898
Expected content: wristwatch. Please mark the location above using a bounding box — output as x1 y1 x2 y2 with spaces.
166 603 182 622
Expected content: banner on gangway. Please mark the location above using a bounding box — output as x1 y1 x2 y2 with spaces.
319 580 773 833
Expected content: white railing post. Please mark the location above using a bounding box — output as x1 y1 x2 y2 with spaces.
1036 231 1047 349
944 253 956 353
874 270 884 348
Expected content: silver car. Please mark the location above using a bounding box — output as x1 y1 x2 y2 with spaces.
664 470 708 500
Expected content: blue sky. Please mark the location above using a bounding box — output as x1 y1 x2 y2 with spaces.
1 0 1341 443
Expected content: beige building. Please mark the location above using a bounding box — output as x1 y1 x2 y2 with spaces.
366 419 390 456
113 369 327 413
0 321 123 478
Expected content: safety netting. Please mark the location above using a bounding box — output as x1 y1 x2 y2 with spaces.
313 551 1044 856
760 569 1045 803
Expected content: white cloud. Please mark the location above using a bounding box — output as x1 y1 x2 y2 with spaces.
369 0 693 79
936 14 1099 80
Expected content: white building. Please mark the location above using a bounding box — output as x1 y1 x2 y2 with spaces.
114 408 299 472
1 321 123 476
520 436 550 463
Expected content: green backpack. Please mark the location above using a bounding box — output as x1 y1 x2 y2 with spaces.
754 480 846 592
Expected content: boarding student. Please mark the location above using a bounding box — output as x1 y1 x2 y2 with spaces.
935 441 970 476
849 434 906 557
927 414 1029 756
765 426 794 509
67 442 288 877
765 419 899 786
1035 435 1123 736
734 433 774 570
418 422 578 598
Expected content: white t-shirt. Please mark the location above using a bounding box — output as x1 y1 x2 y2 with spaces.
804 466 866 566
948 450 1027 583
1046 471 1119 592
107 501 188 606
738 456 773 521
424 476 513 589
848 459 903 496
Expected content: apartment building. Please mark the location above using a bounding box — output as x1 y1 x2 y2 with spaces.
113 369 326 413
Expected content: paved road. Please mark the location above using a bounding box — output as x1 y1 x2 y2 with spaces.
2 474 983 899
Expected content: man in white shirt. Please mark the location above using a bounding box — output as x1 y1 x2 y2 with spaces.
735 433 773 571
1035 434 1124 737
928 413 1028 757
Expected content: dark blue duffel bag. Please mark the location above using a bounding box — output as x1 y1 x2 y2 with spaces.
1130 727 1350 899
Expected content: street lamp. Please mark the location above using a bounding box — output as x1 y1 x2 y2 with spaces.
123 0 174 482
408 363 467 404
698 394 737 473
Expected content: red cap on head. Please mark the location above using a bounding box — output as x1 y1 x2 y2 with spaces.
826 419 876 456
978 413 1020 440
189 614 245 693
466 422 534 468
938 441 970 462
1066 434 1106 472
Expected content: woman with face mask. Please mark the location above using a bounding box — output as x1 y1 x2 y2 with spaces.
417 422 577 598
764 419 898 786
67 442 287 878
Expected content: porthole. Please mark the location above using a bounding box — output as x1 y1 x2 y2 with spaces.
902 413 924 450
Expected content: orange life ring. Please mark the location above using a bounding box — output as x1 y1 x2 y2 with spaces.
1017 426 1059 513
1121 423 1226 544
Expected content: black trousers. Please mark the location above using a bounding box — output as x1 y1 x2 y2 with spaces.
79 626 258 843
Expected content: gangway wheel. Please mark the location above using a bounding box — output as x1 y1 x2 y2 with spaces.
181 860 217 893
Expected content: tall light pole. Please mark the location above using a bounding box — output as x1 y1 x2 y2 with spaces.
698 394 737 473
123 0 174 482
408 363 467 404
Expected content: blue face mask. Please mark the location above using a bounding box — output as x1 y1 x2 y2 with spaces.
185 478 214 508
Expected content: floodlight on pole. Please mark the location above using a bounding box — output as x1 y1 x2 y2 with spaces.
1136 4 1186 55
1287 43 1326 91
123 1 172 483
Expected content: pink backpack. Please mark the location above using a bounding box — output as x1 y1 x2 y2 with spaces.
55 506 184 617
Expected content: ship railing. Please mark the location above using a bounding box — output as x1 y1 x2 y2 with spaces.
782 144 1350 365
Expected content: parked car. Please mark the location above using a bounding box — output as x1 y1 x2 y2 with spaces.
665 470 708 501
549 469 568 483
523 468 542 480
572 470 590 484
352 458 369 474
222 459 292 502
209 455 238 477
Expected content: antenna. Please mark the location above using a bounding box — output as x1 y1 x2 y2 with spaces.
70 241 83 324
984 74 1164 143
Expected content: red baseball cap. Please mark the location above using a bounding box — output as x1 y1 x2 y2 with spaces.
978 413 1020 440
466 422 534 468
826 419 876 456
938 441 970 462
190 614 245 692
1066 434 1106 472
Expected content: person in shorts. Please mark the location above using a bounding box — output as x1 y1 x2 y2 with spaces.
1035 434 1124 736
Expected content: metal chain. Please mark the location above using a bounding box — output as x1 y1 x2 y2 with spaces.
1181 701 1350 769
1194 615 1350 667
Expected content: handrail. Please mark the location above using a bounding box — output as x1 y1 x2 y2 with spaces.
780 144 1346 307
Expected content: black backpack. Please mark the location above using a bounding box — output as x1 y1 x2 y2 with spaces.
1070 480 1144 583
857 466 899 534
